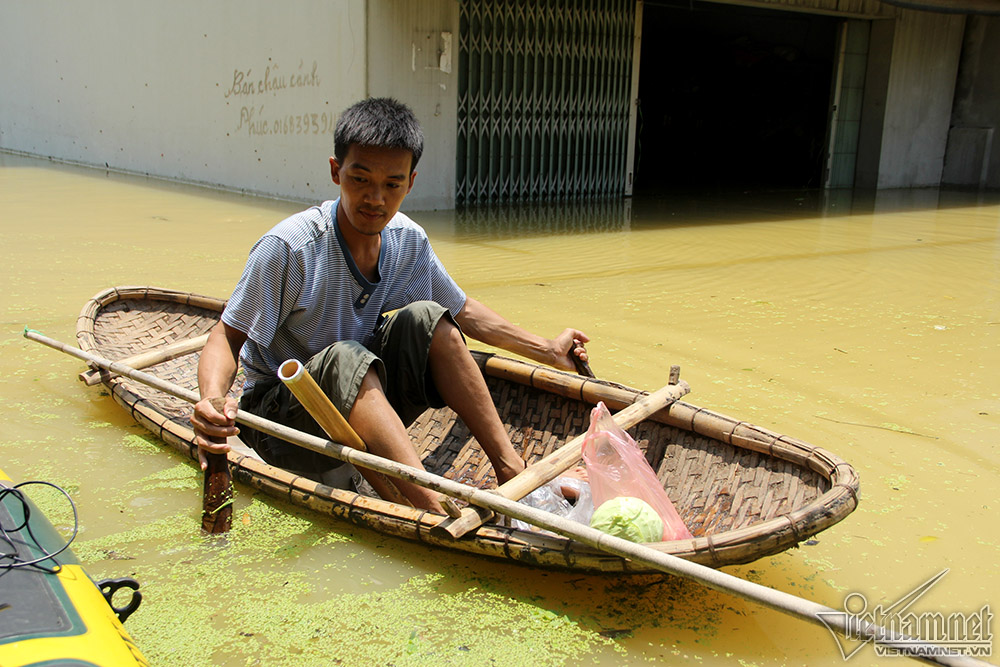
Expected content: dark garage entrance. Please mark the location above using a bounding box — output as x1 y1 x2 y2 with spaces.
633 1 841 193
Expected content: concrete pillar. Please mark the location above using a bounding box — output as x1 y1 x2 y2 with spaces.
876 9 966 188
943 15 1000 189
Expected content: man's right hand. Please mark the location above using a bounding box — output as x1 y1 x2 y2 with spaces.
193 320 247 470
191 396 239 471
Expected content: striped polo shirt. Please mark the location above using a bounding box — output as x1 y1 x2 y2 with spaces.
222 199 467 391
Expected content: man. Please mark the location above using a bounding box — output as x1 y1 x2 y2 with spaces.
191 98 588 512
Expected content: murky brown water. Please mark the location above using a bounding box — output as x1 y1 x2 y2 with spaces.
2 152 997 665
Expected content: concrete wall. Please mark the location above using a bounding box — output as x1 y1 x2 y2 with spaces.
0 1 368 203
944 15 1000 189
0 0 460 209
876 9 966 188
366 0 460 210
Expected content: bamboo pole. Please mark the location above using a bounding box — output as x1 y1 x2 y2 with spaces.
431 379 691 539
24 329 989 666
277 359 464 517
78 332 210 386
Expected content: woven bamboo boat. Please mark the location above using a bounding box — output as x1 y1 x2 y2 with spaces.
76 286 859 573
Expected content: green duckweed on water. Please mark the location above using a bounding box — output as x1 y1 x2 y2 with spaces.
262 574 621 666
50 425 726 665
75 488 624 666
123 463 201 493
5 388 850 665
31 431 798 666
85 420 118 430
121 432 168 456
60 444 690 666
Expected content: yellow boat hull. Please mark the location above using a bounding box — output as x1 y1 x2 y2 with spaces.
0 468 148 666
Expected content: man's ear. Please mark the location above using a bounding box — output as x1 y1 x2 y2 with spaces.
407 170 417 194
330 156 341 185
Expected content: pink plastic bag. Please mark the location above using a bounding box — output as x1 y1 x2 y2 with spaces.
582 402 693 541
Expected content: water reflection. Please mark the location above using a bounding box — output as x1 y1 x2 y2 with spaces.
435 186 1000 241
449 197 634 238
840 187 1000 214
631 186 1000 228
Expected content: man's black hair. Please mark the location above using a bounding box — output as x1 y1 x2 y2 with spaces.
334 97 424 172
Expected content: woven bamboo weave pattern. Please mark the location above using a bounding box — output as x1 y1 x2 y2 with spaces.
86 296 242 424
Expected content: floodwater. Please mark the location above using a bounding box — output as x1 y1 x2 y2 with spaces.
2 151 997 666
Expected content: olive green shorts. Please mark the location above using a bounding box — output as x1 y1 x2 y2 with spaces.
238 300 456 478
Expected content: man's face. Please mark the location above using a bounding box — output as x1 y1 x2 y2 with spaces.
330 145 416 236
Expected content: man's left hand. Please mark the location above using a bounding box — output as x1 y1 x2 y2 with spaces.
549 328 590 372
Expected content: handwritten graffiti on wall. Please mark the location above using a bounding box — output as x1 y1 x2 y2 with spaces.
235 108 337 137
222 59 335 138
224 60 321 98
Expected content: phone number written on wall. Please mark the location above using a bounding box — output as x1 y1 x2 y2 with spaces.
234 106 337 137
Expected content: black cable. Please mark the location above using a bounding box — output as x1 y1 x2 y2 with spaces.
0 481 79 574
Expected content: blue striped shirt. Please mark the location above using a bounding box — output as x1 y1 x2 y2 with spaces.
222 199 466 391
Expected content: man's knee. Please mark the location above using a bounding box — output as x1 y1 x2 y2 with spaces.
431 313 463 348
394 300 450 332
357 363 385 393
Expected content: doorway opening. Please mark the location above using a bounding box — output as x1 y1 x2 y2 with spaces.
633 1 840 193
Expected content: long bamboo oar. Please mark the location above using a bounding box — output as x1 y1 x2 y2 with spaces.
23 329 986 667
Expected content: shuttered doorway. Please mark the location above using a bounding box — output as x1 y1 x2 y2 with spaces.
456 0 638 204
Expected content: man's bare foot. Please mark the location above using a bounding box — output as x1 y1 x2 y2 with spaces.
500 462 589 501
558 465 589 501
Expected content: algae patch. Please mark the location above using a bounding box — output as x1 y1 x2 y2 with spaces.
76 489 614 666
239 573 614 666
77 495 351 665
121 433 164 456
125 463 200 492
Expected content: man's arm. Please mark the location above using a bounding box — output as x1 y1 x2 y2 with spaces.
190 320 248 470
454 297 588 372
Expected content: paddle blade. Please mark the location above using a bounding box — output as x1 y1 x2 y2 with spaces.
202 452 233 534
571 339 595 378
